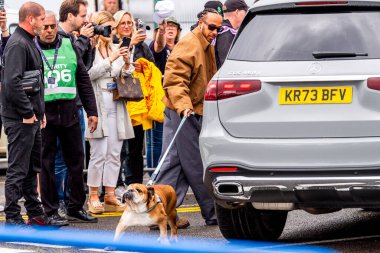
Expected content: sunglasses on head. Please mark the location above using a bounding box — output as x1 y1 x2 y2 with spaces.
202 20 223 33
43 24 57 30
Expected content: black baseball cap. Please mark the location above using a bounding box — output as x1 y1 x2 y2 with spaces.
223 0 249 12
204 1 224 16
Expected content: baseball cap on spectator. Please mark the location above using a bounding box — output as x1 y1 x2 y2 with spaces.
166 16 182 31
223 0 249 12
204 1 224 16
153 0 175 24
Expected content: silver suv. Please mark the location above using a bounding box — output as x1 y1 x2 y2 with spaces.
200 0 380 241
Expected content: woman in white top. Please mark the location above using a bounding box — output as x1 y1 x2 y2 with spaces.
86 11 134 214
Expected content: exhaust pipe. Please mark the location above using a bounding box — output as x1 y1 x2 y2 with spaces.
215 182 244 196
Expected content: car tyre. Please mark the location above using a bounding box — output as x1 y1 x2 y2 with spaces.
216 203 288 241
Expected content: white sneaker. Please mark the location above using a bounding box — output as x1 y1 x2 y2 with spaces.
115 186 126 200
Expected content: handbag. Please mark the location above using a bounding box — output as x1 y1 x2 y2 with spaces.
20 69 42 94
113 74 144 102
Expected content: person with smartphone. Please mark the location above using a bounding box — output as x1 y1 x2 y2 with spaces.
86 11 134 215
113 10 155 199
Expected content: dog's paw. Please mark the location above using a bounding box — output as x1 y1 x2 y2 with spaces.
158 237 170 245
170 235 178 243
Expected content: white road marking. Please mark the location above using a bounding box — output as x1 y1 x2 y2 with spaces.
0 247 34 253
8 242 71 249
7 242 136 253
80 249 136 253
255 234 380 249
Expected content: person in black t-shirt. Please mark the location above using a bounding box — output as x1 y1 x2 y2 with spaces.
149 16 181 76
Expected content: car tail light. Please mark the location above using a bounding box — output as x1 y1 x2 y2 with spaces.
295 1 348 5
205 80 218 101
209 167 238 172
204 80 261 101
367 77 380 91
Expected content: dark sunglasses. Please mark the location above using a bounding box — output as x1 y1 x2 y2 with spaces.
203 20 223 32
43 24 57 30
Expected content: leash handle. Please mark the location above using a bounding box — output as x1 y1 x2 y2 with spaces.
147 112 194 186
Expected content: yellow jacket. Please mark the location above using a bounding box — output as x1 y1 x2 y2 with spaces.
127 58 165 130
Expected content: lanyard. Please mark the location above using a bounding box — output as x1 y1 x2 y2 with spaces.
34 38 60 72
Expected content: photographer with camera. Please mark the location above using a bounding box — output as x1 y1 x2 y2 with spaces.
113 10 156 196
59 0 94 66
55 0 96 219
86 11 134 214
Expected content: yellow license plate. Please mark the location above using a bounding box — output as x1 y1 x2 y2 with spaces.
279 86 353 105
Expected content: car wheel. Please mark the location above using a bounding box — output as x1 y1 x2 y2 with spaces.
216 203 288 241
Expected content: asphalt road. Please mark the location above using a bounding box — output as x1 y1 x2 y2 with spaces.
1 175 380 252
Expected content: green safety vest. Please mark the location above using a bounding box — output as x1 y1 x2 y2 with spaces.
42 38 77 102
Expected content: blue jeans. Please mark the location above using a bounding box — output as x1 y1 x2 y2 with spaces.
146 121 163 170
54 107 85 201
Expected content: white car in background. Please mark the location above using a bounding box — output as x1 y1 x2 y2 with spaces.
200 0 380 242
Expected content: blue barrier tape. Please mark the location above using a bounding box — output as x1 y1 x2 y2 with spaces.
0 226 337 253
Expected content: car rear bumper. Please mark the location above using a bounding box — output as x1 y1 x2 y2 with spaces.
205 167 380 209
200 102 380 209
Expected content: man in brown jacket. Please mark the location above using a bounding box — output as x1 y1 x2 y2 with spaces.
155 8 222 227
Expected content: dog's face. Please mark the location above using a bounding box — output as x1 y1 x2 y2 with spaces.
122 184 155 208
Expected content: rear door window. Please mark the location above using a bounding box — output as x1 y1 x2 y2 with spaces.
229 10 380 61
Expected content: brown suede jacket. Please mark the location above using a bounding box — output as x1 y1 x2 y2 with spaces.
162 28 217 116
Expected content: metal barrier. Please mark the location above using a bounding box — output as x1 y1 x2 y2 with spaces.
0 226 337 253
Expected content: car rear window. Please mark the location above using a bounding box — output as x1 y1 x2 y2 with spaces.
229 10 380 61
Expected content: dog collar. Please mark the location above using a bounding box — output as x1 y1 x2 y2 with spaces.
144 194 162 213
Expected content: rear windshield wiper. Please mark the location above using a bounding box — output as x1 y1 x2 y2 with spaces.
312 51 368 59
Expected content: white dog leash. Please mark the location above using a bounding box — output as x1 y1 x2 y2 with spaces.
146 112 195 186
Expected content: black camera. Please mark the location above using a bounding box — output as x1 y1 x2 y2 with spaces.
92 22 112 37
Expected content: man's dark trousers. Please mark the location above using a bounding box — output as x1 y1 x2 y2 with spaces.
3 118 45 220
155 108 216 222
40 122 86 215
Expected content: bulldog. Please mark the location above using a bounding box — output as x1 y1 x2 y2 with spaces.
114 183 178 243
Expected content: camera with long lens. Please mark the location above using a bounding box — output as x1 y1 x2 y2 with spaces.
91 22 112 37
